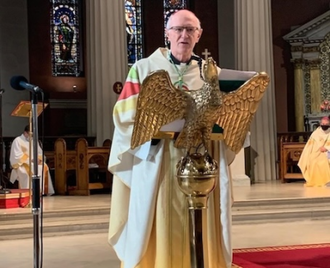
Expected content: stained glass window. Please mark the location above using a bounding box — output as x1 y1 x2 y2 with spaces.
50 0 83 76
124 0 186 64
125 0 143 65
164 0 187 46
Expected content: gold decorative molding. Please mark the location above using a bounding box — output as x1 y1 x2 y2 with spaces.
291 46 303 52
292 58 304 69
307 59 322 70
319 33 330 100
302 46 319 53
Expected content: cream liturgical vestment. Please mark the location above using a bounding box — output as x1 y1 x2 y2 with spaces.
108 48 235 268
9 134 55 195
298 127 330 187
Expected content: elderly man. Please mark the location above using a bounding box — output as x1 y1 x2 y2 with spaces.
9 125 55 195
298 116 330 187
108 7 263 267
108 9 238 268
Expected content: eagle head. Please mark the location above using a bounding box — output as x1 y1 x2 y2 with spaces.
203 57 218 83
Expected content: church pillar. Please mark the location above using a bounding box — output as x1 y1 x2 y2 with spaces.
234 0 277 182
86 0 128 145
293 59 305 131
229 137 251 186
309 59 322 114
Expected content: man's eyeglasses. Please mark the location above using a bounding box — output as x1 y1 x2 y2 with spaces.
168 26 200 35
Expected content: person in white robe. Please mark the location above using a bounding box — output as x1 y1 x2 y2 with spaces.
9 125 55 195
108 9 255 268
298 116 330 187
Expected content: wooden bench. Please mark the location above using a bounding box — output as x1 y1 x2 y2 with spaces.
277 132 311 183
3 136 96 179
54 138 112 195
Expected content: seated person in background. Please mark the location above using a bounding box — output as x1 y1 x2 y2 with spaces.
298 116 330 187
9 125 55 195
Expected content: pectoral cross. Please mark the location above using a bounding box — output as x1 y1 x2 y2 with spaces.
202 48 211 60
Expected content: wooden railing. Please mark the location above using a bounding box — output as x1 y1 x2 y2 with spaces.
277 132 311 182
3 136 96 176
54 138 112 195
2 136 112 195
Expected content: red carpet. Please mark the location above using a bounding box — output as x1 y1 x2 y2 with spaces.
232 244 330 268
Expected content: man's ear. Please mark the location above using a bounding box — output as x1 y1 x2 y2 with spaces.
197 29 203 40
196 35 201 44
165 29 169 39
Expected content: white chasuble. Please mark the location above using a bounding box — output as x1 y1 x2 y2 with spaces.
108 48 232 268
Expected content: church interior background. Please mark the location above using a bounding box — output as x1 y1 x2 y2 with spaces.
2 0 330 267
0 0 329 182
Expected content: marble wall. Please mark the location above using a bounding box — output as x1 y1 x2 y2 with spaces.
0 0 30 136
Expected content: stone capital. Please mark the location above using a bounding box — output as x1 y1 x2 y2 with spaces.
292 58 304 69
307 59 321 69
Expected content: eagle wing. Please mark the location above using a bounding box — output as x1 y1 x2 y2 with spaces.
216 72 270 153
131 70 188 149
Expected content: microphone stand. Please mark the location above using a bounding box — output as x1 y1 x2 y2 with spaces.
31 92 41 268
0 172 11 194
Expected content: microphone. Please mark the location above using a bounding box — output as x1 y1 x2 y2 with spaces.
10 76 42 93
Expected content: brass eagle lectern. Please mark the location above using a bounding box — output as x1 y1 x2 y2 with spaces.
131 57 270 268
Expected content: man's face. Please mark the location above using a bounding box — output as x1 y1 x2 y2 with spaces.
166 11 202 58
320 119 330 131
23 131 30 141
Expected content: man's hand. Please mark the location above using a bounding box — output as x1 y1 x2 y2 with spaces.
320 146 328 153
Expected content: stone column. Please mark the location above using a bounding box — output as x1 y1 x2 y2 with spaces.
234 0 277 182
309 59 322 114
293 59 305 131
86 0 128 145
229 134 251 187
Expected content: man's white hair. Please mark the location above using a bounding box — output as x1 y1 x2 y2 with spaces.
166 10 201 29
